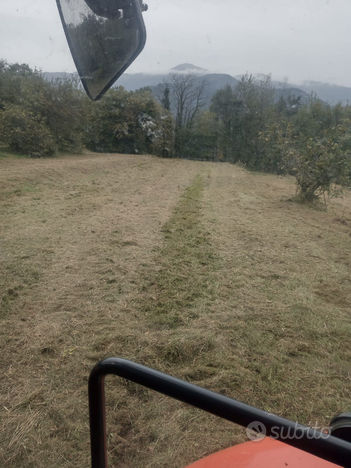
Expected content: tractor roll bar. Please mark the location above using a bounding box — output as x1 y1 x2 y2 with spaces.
89 358 351 468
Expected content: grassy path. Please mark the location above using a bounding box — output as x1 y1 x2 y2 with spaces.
1 154 351 468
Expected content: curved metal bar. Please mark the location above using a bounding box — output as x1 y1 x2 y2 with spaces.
89 358 351 468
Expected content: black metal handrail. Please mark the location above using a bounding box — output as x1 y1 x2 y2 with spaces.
89 358 351 468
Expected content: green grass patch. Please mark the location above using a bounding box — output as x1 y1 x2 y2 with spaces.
138 174 218 327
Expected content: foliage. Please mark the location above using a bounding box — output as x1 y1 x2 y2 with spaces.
158 110 175 158
210 84 239 161
210 76 351 202
259 94 351 201
281 123 351 201
174 127 217 161
275 93 303 118
20 74 87 153
86 87 174 155
0 106 56 157
0 60 87 156
174 111 218 161
0 61 37 110
211 75 278 170
161 85 171 111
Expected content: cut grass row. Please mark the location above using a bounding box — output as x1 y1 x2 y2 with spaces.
137 174 219 328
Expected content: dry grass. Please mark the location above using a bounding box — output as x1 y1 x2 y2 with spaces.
0 153 350 468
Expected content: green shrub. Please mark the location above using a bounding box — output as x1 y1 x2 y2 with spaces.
20 75 87 154
0 106 56 157
280 124 351 201
86 87 174 155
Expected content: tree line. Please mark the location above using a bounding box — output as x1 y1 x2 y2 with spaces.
0 60 173 158
157 72 351 201
1 60 351 201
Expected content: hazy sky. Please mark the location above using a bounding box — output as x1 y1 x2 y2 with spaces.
1 0 351 86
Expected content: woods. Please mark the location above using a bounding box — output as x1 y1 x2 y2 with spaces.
1 60 351 201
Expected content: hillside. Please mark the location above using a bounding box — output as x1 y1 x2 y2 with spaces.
44 65 351 103
298 81 351 104
203 72 239 95
1 153 350 468
116 69 309 104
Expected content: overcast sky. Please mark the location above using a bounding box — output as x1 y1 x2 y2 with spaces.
1 0 351 86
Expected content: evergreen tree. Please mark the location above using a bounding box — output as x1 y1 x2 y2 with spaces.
161 85 171 111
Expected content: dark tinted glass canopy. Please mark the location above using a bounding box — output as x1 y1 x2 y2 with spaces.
56 0 147 100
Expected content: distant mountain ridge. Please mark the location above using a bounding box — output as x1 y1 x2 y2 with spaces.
171 63 207 73
117 68 309 105
42 64 351 104
298 81 351 104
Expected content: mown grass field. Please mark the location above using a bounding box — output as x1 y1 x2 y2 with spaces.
1 152 351 468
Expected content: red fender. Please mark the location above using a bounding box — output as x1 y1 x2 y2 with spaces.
185 438 339 468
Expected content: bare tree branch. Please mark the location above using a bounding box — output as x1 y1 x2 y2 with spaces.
170 73 208 129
